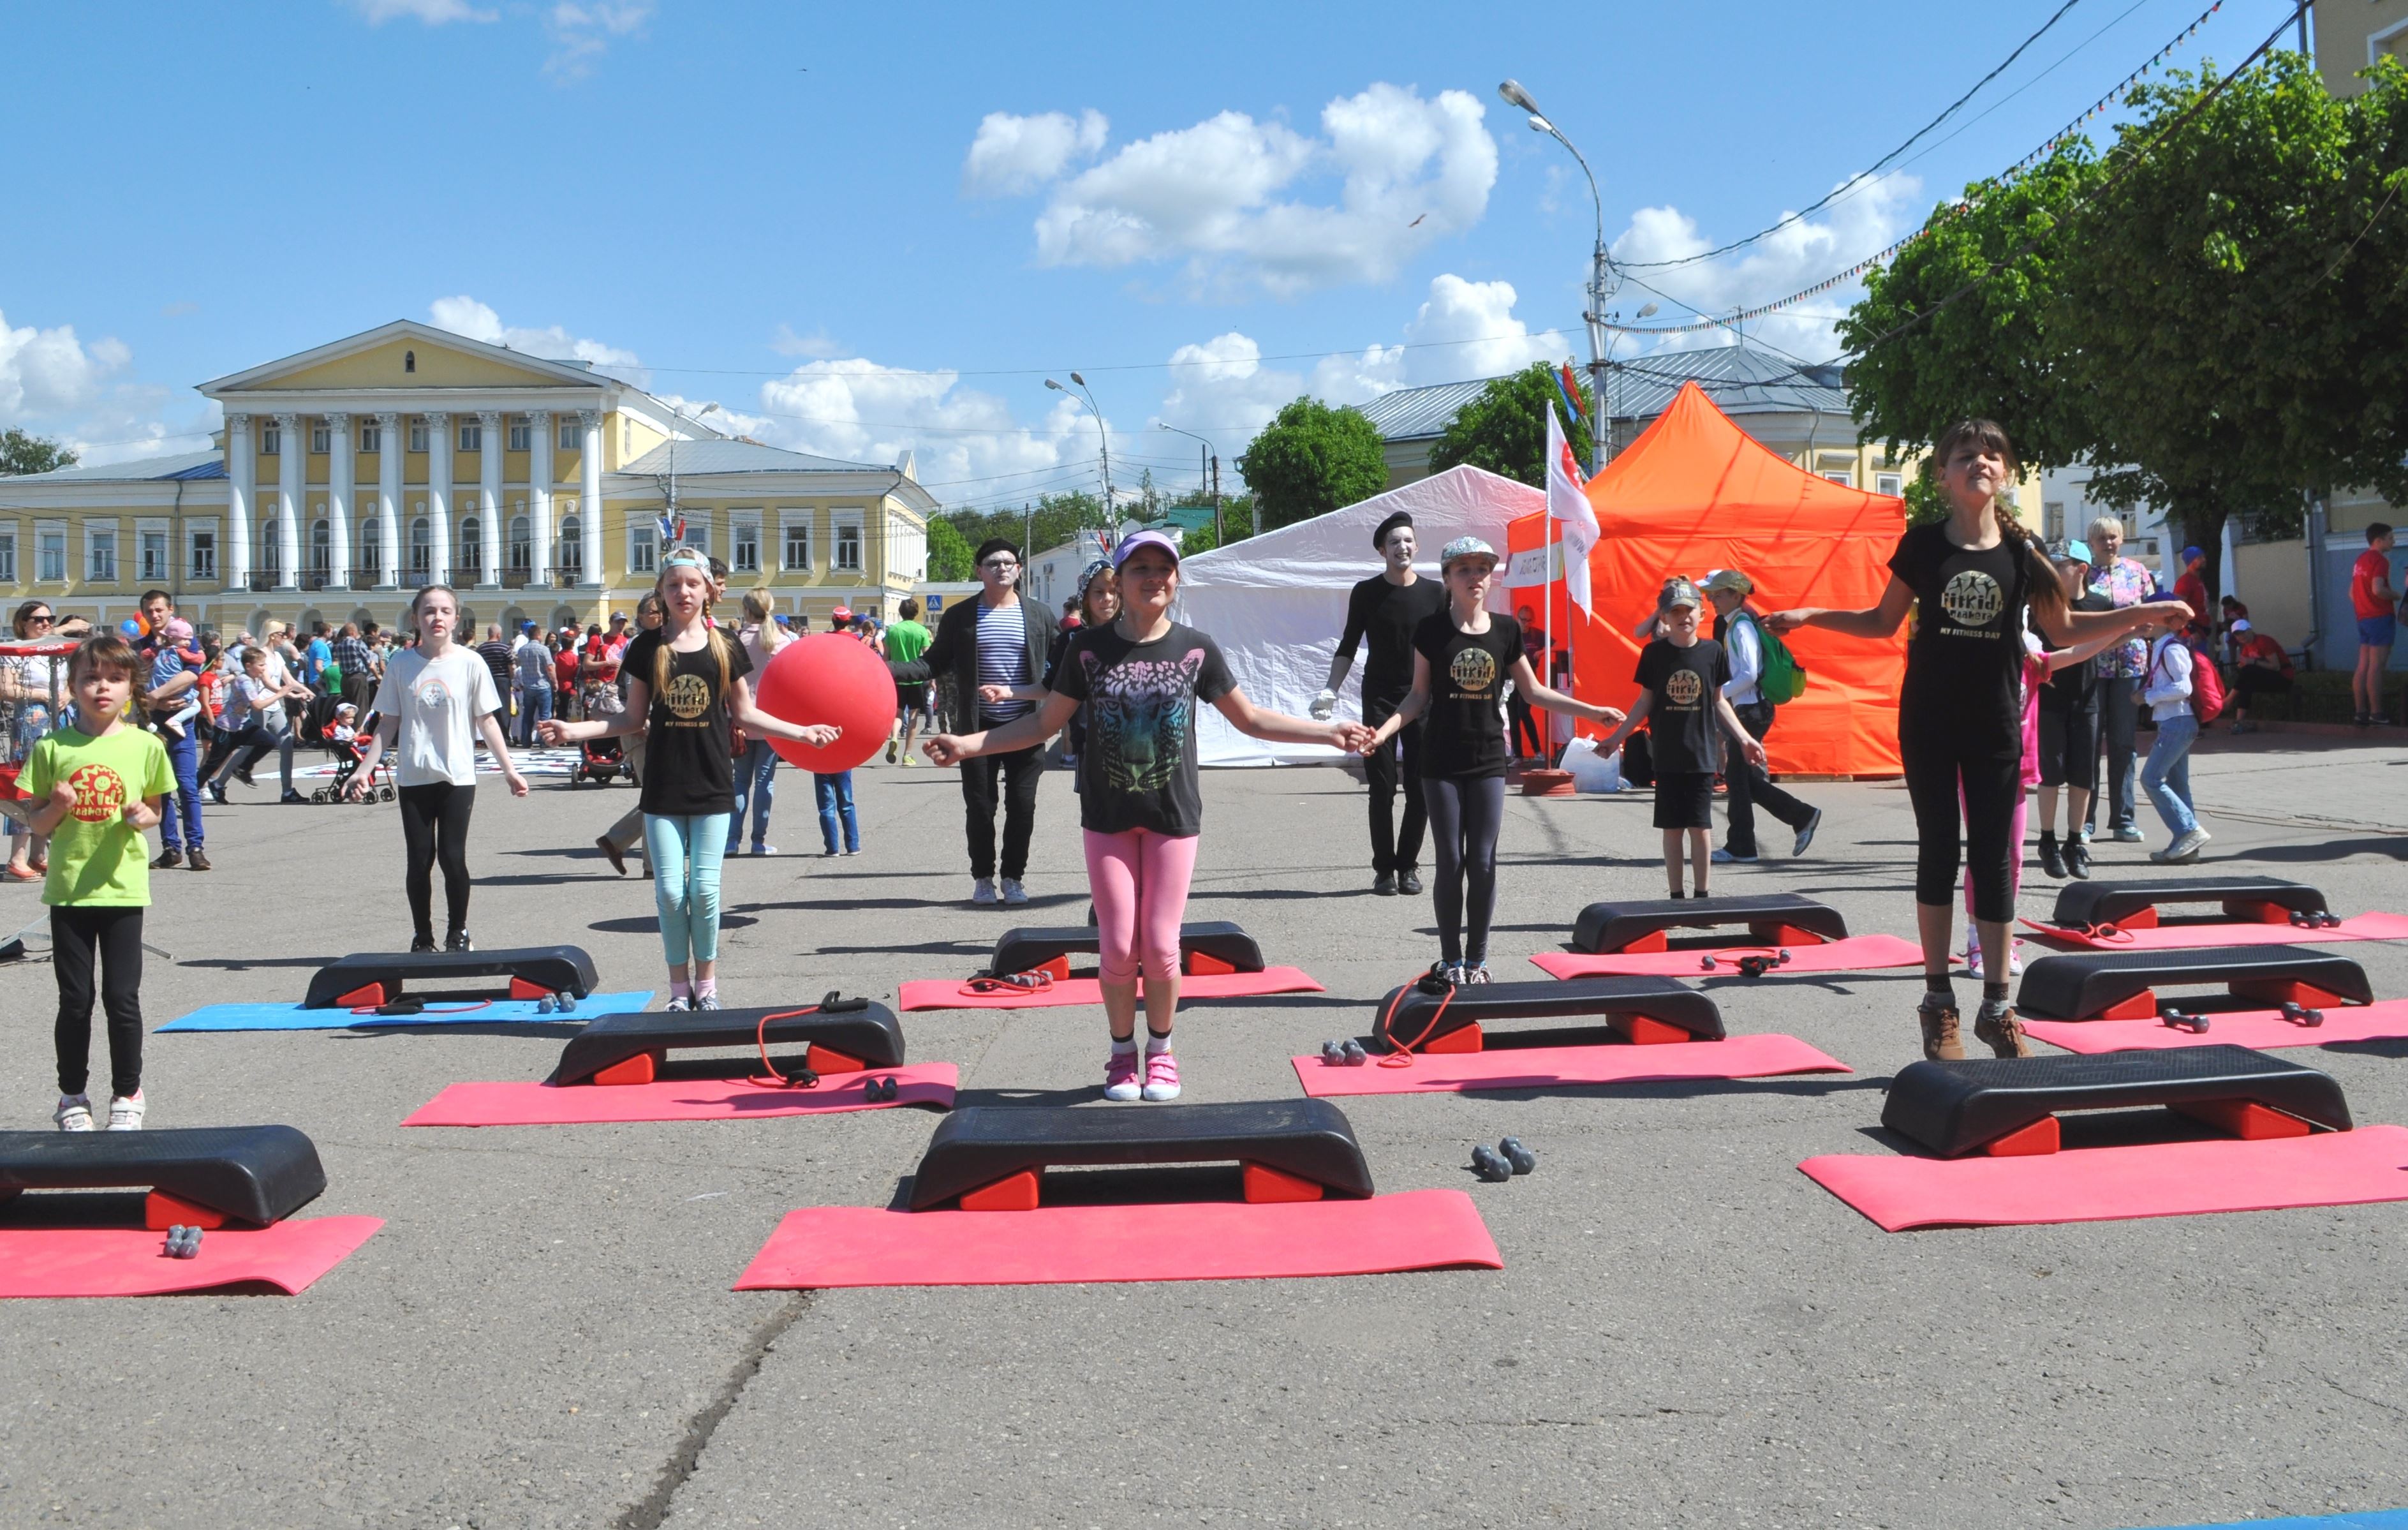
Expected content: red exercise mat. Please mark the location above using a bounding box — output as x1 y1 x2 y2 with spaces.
402 1063 957 1127
1530 933 1928 980
1799 1124 2408 1231
2021 913 2408 951
733 1188 1501 1289
2023 1000 2408 1056
1289 1032 1849 1097
897 967 1322 1013
0 1215 382 1298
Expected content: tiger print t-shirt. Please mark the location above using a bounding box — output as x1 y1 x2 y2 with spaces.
1051 620 1235 836
622 628 753 817
1887 521 2033 739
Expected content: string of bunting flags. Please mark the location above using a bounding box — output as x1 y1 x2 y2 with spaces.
1599 0 2226 338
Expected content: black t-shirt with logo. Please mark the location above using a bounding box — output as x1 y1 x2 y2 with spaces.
1887 521 2034 738
1413 611 1522 779
1633 636 1729 776
623 628 755 817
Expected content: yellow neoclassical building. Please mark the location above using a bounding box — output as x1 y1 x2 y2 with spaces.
0 320 936 638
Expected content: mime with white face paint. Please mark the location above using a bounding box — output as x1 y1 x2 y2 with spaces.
1317 511 1447 897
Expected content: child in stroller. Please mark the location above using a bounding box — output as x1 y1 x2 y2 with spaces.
301 694 393 803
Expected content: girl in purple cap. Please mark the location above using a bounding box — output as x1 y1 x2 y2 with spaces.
926 530 1371 1101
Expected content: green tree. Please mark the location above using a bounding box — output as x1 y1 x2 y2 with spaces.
1425 362 1595 486
0 428 77 476
1176 493 1257 557
926 514 974 581
1235 398 1387 530
943 489 1107 566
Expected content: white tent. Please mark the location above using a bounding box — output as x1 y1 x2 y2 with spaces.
1175 465 1541 766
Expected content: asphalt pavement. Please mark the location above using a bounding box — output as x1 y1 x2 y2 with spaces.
3 731 2405 1529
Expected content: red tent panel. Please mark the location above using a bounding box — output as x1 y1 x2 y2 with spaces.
1507 382 1906 775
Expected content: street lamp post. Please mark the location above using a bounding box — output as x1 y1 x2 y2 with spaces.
1156 422 1220 547
1499 78 1620 474
1599 302 1657 462
1045 374 1112 536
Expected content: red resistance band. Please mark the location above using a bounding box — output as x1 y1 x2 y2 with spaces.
957 969 1056 998
750 1006 822 1090
1374 979 1456 1069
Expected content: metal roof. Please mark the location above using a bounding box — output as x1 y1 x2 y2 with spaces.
1350 379 1495 442
616 439 891 477
1352 347 1850 445
5 450 225 483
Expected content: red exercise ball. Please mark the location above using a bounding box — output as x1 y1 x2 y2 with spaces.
753 632 896 773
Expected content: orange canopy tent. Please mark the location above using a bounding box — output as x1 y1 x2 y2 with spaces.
1505 381 1907 775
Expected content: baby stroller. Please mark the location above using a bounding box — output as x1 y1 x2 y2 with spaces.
299 695 393 804
570 734 624 787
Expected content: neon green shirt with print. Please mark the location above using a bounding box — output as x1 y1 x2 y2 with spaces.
20 725 174 907
884 619 932 667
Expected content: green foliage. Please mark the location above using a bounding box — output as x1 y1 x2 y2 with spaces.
1177 493 1257 557
925 515 974 581
1426 363 1595 486
0 428 77 476
943 490 1107 565
1235 399 1389 530
1901 463 1952 527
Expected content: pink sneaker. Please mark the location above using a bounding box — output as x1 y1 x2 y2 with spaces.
1142 1046 1181 1102
1103 1046 1141 1102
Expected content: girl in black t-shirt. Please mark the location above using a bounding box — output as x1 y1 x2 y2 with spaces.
542 551 838 1011
1361 537 1623 984
1766 420 2189 1062
926 532 1368 1102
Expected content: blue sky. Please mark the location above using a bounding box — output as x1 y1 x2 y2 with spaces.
0 0 2305 506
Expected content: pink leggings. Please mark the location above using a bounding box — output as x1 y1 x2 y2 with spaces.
1961 782 2028 921
1082 828 1200 986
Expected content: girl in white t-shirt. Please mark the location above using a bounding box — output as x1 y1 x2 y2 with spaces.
350 586 529 952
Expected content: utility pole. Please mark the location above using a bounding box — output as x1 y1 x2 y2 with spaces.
1501 80 1618 475
1210 454 1222 546
1157 421 1221 546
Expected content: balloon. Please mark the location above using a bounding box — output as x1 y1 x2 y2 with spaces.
119 618 144 640
752 632 896 773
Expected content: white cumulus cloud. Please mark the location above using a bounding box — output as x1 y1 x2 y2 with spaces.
427 296 645 382
1004 83 1495 298
346 0 496 22
0 307 215 468
545 0 651 82
963 109 1108 197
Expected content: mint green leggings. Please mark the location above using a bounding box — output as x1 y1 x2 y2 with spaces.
643 812 731 965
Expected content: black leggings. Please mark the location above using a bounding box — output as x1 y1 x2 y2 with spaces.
398 782 477 940
1900 721 2021 923
52 905 144 1099
1422 773 1506 964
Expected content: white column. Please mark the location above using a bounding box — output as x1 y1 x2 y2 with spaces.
225 413 254 590
478 410 504 589
579 410 604 586
528 410 554 589
375 412 401 588
325 411 353 591
274 412 301 589
424 412 452 589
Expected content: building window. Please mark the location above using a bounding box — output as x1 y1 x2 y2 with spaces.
1821 470 1852 487
359 419 381 452
410 517 431 578
310 519 331 578
140 529 168 583
558 419 580 451
623 418 633 455
630 524 658 575
508 419 531 452
457 517 481 577
311 424 331 455
508 515 531 574
358 517 380 576
558 514 583 576
188 527 216 582
259 519 281 580
458 421 482 452
404 349 416 373
409 420 429 453
1875 473 1902 497
39 531 66 583
782 519 810 571
260 422 281 456
732 517 761 574
88 530 117 583
0 528 14 584
834 520 862 572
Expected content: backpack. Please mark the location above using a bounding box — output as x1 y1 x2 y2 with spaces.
1738 611 1808 706
2152 634 2225 724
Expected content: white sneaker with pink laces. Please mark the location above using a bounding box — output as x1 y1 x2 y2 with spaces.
1103 1046 1141 1102
1142 1044 1181 1102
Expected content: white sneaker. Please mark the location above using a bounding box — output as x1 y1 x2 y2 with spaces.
1141 1046 1181 1102
664 995 694 1013
1709 848 1757 865
107 1090 145 1131
2152 828 2210 865
54 1094 93 1132
1103 1046 1142 1102
971 878 998 906
1001 877 1029 906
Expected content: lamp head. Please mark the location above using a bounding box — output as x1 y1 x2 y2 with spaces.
1527 114 1552 134
1498 78 1542 115
1070 371 1087 388
1045 378 1064 391
1637 302 1659 320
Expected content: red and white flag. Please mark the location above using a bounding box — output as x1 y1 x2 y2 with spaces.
1547 404 1599 614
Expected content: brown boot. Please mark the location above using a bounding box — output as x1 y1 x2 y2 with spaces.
1974 1002 2032 1058
1918 1000 1963 1061
185 847 212 872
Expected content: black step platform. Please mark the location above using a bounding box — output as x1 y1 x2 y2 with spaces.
2017 945 2372 1020
2052 876 2330 930
1571 893 1848 954
303 944 600 1008
1371 975 1725 1053
989 920 1264 978
547 1000 905 1085
909 1099 1373 1210
1882 1045 2353 1157
0 1125 327 1227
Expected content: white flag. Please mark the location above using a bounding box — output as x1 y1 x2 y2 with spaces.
1546 404 1600 613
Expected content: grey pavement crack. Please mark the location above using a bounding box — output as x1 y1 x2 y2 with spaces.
614 1288 812 1530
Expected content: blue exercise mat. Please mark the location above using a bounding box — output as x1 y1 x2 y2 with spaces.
159 990 657 1032
2132 1513 2408 1530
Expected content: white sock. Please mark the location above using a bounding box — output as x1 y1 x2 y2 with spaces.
1110 1037 1137 1055
1145 1032 1173 1054
670 978 693 1000
696 977 716 999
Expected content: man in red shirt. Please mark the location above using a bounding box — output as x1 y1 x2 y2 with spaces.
2350 523 2397 727
2174 546 2210 621
2227 618 2292 734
